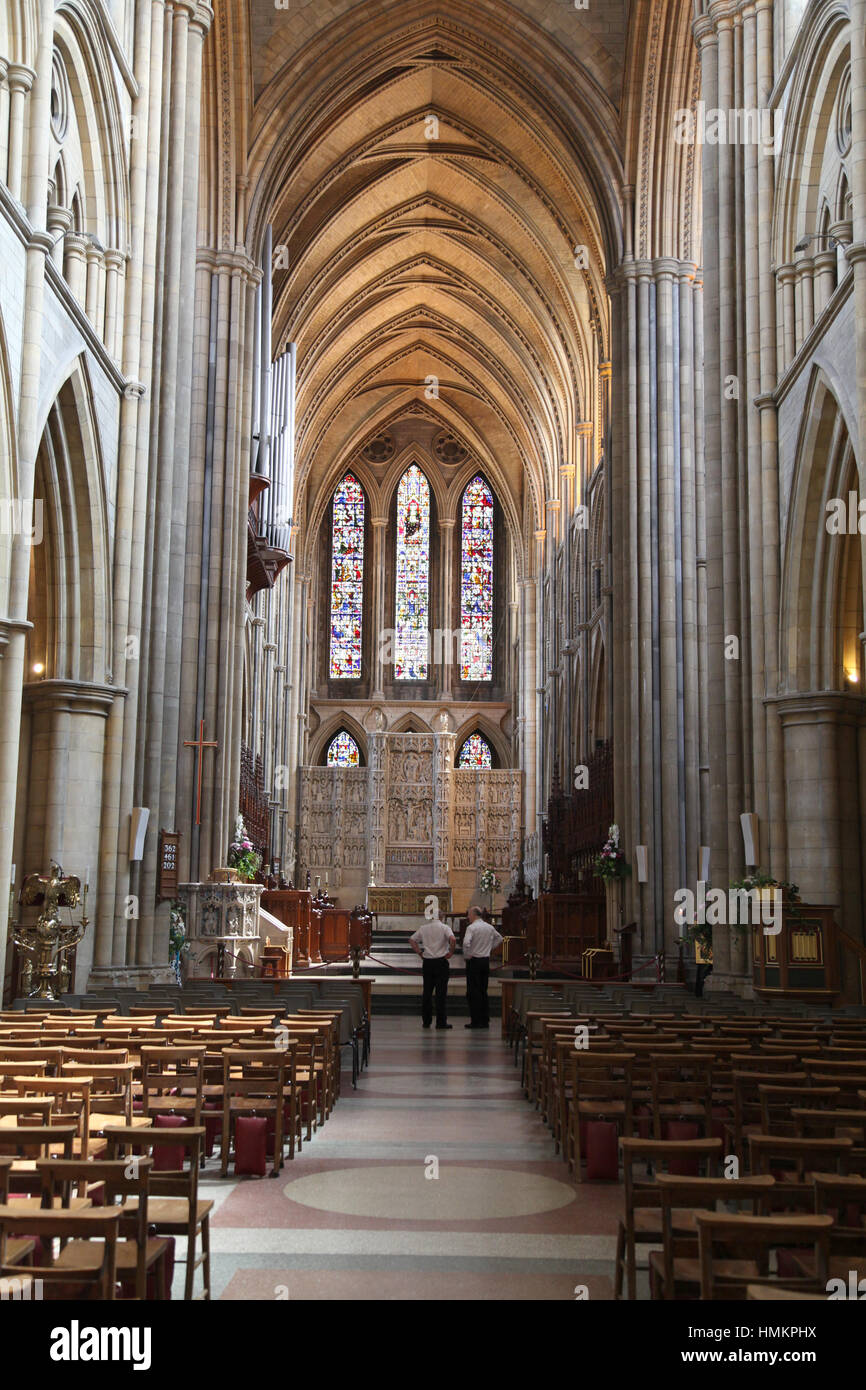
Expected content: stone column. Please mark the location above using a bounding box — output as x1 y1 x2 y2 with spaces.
0 0 54 991
84 240 104 328
850 0 866 633
0 60 9 186
370 517 387 699
518 576 537 843
368 729 385 884
63 232 88 305
775 693 866 947
438 517 455 698
102 248 126 361
46 204 72 269
5 65 35 202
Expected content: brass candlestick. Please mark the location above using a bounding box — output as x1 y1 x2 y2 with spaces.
13 862 87 999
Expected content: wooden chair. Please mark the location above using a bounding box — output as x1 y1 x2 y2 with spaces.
104 1124 211 1300
747 1133 854 1209
757 1083 841 1137
650 1054 714 1140
615 1136 722 1300
649 1174 777 1298
696 1212 833 1299
728 1070 808 1161
568 1051 634 1180
140 1046 205 1128
0 1156 37 1272
37 1157 170 1300
221 1048 288 1177
0 1206 121 1299
61 1061 146 1134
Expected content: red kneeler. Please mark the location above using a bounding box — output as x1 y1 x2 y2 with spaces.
234 1117 268 1177
663 1120 701 1173
584 1121 620 1180
153 1113 188 1170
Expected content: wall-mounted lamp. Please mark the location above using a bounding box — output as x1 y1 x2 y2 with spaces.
634 845 648 883
740 812 759 869
698 845 710 882
794 231 850 254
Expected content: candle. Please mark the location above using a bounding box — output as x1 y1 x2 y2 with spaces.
85 865 90 890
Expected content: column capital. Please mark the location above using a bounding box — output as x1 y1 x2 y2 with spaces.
6 64 36 94
370 515 388 529
438 517 456 530
576 420 594 437
767 690 866 728
21 678 126 717
103 247 127 270
0 617 33 657
559 464 576 478
190 1 214 36
845 242 866 269
196 245 261 285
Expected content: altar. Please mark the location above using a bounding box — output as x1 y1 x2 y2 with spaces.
299 729 522 911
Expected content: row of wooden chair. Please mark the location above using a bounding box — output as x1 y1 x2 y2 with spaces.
0 1124 210 1300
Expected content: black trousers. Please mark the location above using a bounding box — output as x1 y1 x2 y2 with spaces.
421 957 450 1025
465 957 491 1025
694 963 713 998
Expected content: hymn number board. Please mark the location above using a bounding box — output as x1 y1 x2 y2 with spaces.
157 830 180 902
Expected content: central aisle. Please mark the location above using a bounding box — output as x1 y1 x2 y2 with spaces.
207 1016 620 1300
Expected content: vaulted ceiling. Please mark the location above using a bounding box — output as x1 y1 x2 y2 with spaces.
206 0 698 563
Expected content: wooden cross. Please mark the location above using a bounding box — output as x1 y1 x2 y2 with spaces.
183 719 218 825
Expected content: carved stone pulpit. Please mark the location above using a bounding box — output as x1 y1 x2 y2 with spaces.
179 880 264 977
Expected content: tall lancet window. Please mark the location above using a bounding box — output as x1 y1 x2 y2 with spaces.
395 464 430 680
330 473 365 679
460 475 494 681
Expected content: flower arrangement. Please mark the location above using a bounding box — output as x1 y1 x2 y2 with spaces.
227 815 262 883
593 824 631 883
479 867 500 896
168 900 189 986
730 869 800 901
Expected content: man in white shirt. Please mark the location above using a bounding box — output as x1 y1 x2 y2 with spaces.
410 914 457 1029
462 906 504 1029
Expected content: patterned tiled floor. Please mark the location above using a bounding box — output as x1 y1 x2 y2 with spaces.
202 1016 620 1300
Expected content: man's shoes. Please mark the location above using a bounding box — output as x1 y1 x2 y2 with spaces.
422 1022 432 1029
464 1022 476 1029
435 1023 452 1030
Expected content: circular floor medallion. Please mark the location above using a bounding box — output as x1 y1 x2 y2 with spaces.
283 1165 576 1220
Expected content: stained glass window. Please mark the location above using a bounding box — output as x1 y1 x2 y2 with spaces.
460 475 494 681
326 731 360 767
330 474 365 679
395 464 430 680
457 733 493 769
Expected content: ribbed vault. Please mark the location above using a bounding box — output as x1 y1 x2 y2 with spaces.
238 1 630 559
